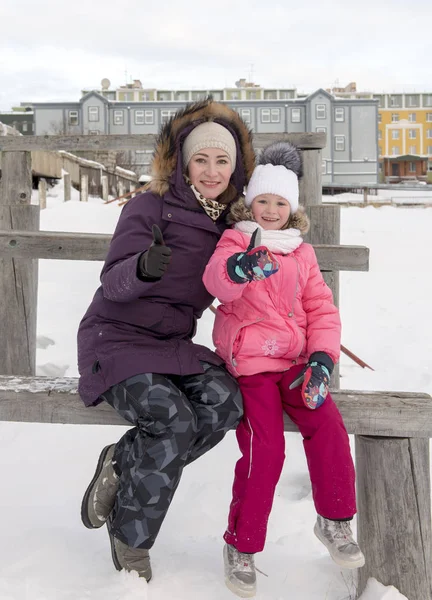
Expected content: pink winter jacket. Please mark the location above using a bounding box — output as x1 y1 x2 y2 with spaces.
203 229 341 378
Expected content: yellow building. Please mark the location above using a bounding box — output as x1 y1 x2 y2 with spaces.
333 88 432 180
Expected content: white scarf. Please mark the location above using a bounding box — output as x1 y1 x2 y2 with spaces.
234 220 303 255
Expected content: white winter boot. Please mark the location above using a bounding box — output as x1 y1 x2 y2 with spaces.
223 543 256 598
314 515 365 569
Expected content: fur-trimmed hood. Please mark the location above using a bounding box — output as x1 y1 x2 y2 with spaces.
147 98 256 202
226 197 310 234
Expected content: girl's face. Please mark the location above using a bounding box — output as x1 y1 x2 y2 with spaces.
251 194 291 230
187 148 233 200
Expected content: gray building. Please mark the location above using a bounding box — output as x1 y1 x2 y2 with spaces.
29 88 378 184
0 108 34 135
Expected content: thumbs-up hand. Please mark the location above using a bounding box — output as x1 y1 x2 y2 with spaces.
138 224 172 279
227 228 279 284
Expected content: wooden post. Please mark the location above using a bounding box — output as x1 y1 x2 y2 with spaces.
363 187 368 204
301 148 341 387
0 151 39 375
64 172 71 202
356 435 432 599
101 175 109 201
80 174 88 202
299 149 322 206
118 180 125 199
130 183 136 198
38 178 47 210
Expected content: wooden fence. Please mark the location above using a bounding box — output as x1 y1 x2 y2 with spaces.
0 132 431 599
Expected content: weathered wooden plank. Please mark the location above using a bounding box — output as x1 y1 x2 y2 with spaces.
0 152 39 376
299 149 323 206
356 435 432 599
0 132 326 152
253 132 326 150
0 377 431 437
0 230 369 271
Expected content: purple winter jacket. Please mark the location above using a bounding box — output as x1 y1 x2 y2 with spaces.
77 99 255 406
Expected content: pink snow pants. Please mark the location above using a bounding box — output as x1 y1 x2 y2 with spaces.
224 365 356 553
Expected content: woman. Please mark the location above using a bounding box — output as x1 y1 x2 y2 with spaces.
77 98 255 582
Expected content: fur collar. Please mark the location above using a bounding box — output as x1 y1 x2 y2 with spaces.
227 197 310 235
147 99 256 199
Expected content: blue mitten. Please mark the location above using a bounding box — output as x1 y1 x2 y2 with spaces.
289 352 334 410
227 229 279 283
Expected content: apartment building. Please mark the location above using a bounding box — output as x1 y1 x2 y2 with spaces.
28 81 378 183
331 84 432 180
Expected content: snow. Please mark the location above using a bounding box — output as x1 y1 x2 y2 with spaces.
1 182 431 599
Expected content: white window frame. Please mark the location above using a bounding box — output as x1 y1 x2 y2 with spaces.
408 96 419 107
392 146 400 155
145 110 154 125
390 95 401 107
316 127 326 133
409 145 417 155
334 107 345 122
427 129 432 139
408 113 416 122
89 129 100 135
426 113 432 122
141 92 150 101
408 161 416 172
114 110 124 126
22 121 28 132
378 130 382 140
68 110 79 126
391 113 399 122
428 145 432 155
321 160 327 175
160 110 175 125
316 104 326 119
271 108 280 123
425 96 432 107
409 129 417 139
88 106 99 122
392 130 400 139
231 92 240 100
240 108 251 124
334 135 345 151
135 110 145 125
261 109 270 123
291 108 301 123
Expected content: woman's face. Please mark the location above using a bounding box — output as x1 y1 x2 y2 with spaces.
187 148 233 200
251 194 291 230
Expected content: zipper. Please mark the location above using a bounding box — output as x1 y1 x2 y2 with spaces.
289 256 306 358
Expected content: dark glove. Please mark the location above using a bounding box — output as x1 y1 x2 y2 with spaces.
227 228 279 283
138 224 172 279
289 352 334 410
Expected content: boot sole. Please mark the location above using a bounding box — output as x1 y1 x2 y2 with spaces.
81 444 115 529
225 577 256 598
314 524 365 569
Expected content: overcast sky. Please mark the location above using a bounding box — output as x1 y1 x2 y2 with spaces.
1 0 431 110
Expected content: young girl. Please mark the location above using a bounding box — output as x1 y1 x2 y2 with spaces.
203 142 364 598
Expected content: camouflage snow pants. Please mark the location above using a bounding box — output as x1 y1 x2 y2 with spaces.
101 362 243 549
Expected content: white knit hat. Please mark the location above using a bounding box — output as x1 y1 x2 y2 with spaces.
244 164 299 213
182 122 237 173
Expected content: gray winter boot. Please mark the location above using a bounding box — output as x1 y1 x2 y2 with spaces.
107 515 152 581
81 444 119 529
314 515 365 569
223 543 256 598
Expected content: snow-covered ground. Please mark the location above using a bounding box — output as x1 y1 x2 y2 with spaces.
324 186 432 206
0 184 429 599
